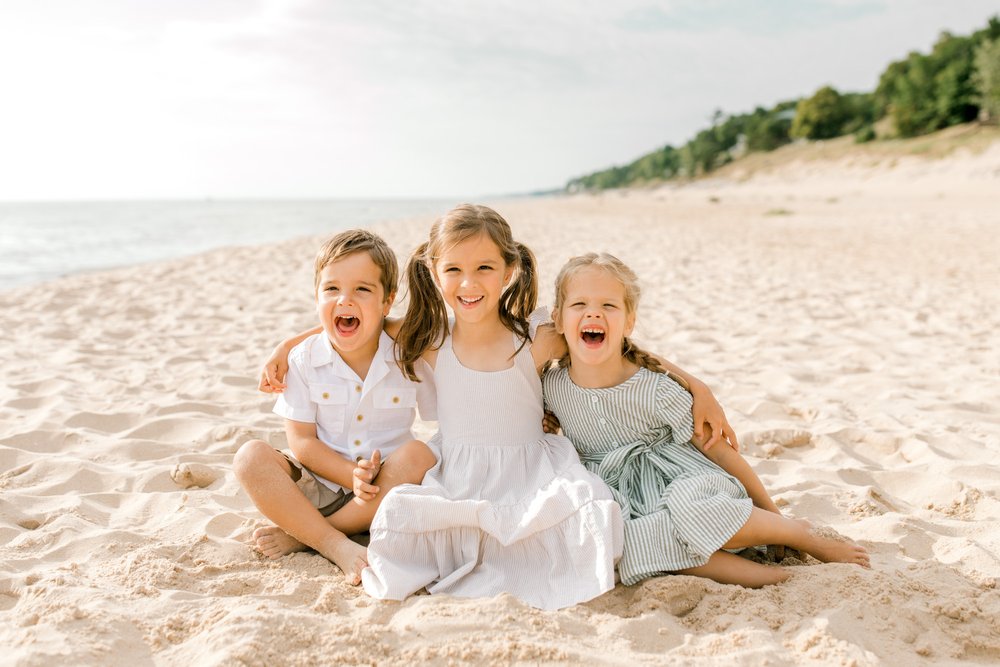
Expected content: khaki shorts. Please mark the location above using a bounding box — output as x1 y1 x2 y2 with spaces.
279 450 353 517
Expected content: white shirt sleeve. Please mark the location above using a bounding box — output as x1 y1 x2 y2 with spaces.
273 345 317 423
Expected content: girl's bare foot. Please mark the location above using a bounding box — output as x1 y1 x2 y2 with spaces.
796 520 870 567
254 526 308 559
317 533 369 585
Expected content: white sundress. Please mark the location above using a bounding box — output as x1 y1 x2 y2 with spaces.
361 330 624 610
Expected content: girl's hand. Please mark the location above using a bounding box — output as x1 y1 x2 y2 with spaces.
542 410 561 434
352 450 382 503
690 380 739 451
258 344 291 393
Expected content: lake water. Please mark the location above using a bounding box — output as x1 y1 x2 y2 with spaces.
0 199 459 291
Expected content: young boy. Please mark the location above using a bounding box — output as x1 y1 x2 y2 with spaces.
234 229 437 584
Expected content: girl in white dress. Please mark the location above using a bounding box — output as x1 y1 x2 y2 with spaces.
359 204 623 610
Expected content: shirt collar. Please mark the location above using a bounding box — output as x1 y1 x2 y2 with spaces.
308 330 395 385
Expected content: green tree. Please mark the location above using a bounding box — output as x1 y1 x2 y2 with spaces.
790 86 851 139
973 38 1000 121
744 106 793 151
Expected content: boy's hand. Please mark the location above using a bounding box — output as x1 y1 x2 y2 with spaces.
352 449 382 503
542 410 561 434
258 344 290 393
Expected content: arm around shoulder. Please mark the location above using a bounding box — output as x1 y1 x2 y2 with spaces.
530 323 567 374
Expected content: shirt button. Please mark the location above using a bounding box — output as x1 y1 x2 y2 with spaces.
354 439 361 446
392 396 400 404
590 396 598 403
356 414 364 422
600 418 607 426
322 392 330 399
355 385 362 393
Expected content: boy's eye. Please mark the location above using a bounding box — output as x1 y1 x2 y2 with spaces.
326 286 339 292
479 265 493 271
358 287 370 292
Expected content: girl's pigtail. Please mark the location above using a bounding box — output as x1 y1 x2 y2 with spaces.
622 337 665 374
395 242 448 381
499 241 538 347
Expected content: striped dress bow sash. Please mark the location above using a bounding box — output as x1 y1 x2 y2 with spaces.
578 425 676 520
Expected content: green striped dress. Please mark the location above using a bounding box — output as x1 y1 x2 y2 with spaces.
543 366 752 585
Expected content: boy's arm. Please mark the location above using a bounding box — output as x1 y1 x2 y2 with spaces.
652 353 738 451
259 326 323 393
696 426 781 514
285 419 357 490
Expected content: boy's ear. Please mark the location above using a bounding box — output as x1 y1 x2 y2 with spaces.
383 291 396 316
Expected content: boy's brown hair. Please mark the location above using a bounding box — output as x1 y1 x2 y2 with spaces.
313 229 398 299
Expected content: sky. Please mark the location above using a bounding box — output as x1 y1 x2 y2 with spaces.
0 1 997 200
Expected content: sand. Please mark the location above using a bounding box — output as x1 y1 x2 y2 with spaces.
1 144 999 665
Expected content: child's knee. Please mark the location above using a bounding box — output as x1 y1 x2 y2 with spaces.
393 440 437 476
233 439 274 479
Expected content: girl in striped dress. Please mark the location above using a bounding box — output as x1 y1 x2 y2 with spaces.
542 252 870 587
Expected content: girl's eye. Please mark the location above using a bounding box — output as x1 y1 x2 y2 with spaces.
570 302 584 308
604 304 616 309
358 287 370 293
479 265 493 271
326 286 339 292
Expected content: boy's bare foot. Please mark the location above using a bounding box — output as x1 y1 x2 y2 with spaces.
253 526 308 559
797 520 870 567
316 533 369 586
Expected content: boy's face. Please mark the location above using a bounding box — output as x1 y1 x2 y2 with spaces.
316 251 394 359
554 266 635 370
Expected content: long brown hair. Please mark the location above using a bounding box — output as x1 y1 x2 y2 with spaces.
551 252 665 374
395 204 538 381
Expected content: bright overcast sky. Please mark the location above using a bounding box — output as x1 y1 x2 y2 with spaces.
0 1 997 200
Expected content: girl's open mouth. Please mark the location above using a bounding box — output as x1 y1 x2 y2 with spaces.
580 327 605 347
335 315 360 335
457 295 484 307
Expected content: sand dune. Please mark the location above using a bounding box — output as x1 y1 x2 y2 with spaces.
1 145 999 665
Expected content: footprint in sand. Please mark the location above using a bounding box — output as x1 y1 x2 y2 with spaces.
742 429 813 457
170 462 219 489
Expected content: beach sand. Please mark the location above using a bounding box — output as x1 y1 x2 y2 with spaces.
1 144 999 665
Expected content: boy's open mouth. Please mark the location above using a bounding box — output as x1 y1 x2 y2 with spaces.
580 327 606 347
335 315 360 335
457 295 483 307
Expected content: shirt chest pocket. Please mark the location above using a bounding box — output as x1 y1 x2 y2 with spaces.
309 384 349 433
370 387 417 432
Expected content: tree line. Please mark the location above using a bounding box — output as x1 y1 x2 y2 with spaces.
567 16 1000 192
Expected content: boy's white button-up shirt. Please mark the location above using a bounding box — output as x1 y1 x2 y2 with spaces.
273 330 437 492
